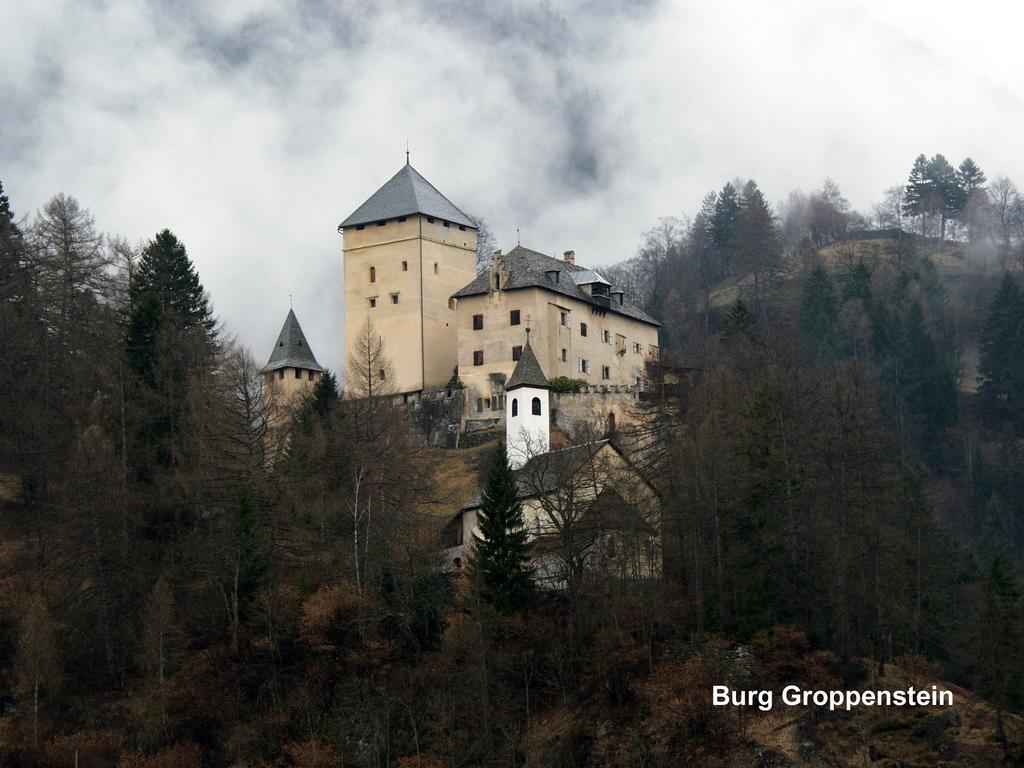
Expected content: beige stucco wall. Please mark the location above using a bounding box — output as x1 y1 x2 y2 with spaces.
264 366 321 430
455 286 659 419
343 214 477 394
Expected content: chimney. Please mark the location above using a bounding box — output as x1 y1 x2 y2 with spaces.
489 249 503 292
563 249 575 266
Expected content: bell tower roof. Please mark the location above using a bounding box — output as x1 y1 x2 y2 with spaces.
340 163 478 230
505 333 549 391
265 308 323 373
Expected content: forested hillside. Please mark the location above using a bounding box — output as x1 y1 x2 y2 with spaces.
1 153 1024 767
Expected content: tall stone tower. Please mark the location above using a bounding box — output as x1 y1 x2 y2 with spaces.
339 161 478 395
263 308 324 411
505 330 550 469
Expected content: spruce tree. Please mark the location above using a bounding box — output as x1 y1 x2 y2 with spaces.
126 229 214 383
979 273 1024 420
799 266 837 354
471 441 534 614
903 154 931 235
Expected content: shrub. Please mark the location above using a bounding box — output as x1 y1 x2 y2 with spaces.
549 376 586 394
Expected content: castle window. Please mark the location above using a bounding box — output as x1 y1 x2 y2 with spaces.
308 370 315 381
443 221 451 228
390 293 399 304
369 297 377 308
512 345 522 361
602 365 610 380
634 341 643 354
434 262 438 274
473 350 484 366
531 397 542 416
561 348 567 362
494 273 500 290
473 314 484 330
278 369 284 380
490 396 497 409
376 220 386 227
560 311 569 327
379 369 386 381
295 368 302 379
356 224 365 230
369 266 376 283
510 310 520 326
402 260 408 271
459 225 466 231
427 217 435 224
579 358 590 374
512 398 518 417
602 329 611 344
580 322 588 337
477 397 484 413
398 216 407 222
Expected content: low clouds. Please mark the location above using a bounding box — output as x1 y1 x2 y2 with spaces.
2 0 1022 372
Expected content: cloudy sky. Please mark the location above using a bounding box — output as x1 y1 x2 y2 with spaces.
3 0 1023 373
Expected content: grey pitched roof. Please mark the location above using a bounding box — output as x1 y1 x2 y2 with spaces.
264 309 324 372
340 163 478 229
505 336 549 391
453 246 660 327
460 440 610 512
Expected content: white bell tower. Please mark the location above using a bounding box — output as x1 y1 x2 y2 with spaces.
505 329 550 469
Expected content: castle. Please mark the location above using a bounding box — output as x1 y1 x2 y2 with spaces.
261 160 661 424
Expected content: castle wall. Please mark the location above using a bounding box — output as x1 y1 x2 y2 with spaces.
343 214 476 394
455 287 659 423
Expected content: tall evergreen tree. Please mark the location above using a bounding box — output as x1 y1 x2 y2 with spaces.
126 229 214 384
958 157 987 197
471 441 534 614
978 273 1024 420
926 154 962 240
712 182 740 274
903 154 932 235
799 266 838 354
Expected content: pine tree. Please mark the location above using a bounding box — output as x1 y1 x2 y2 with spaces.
979 273 1024 420
903 154 932 236
958 157 987 197
471 441 534 614
926 154 961 240
126 229 214 383
799 266 837 354
712 182 740 274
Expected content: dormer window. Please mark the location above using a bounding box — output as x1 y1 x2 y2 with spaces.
546 269 560 284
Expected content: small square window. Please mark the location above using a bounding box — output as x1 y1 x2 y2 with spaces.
427 217 435 223
580 322 588 337
473 350 484 366
390 293 399 304
295 368 302 379
398 216 407 222
512 345 522 361
459 225 466 231
402 260 408 271
355 224 365 231
510 310 521 326
377 220 386 227
443 221 450 228
369 297 377 308
473 314 484 330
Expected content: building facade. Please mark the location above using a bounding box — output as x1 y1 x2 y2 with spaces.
453 246 660 423
339 162 478 395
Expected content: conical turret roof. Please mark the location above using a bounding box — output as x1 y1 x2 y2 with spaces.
265 309 323 372
340 162 477 230
505 334 549 391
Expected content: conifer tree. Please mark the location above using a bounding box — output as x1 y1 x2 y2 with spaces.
979 273 1024 420
799 266 837 354
471 441 534 614
903 154 932 235
126 229 214 383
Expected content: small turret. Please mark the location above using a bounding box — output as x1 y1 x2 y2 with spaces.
263 308 323 406
505 328 550 469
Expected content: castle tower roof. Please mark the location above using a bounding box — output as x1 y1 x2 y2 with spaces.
340 162 478 230
265 308 323 373
505 333 549 391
